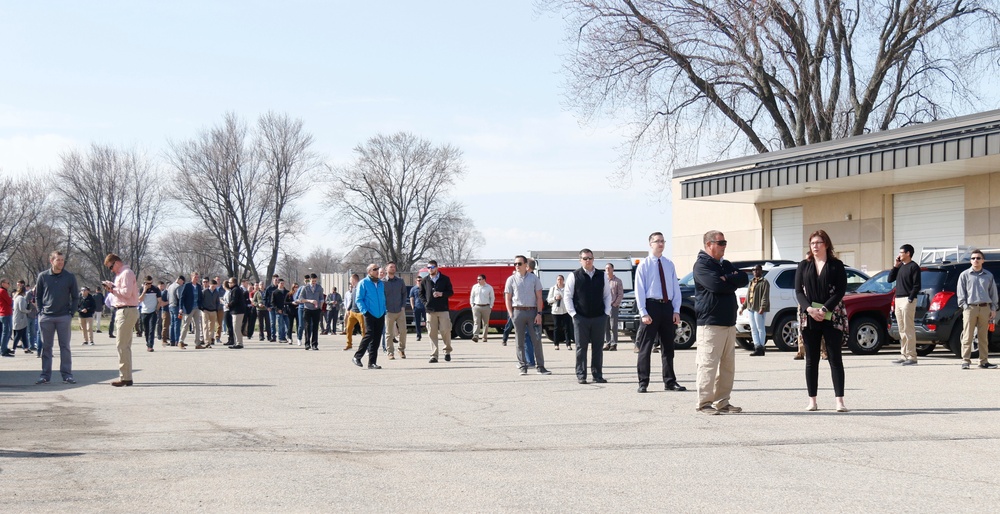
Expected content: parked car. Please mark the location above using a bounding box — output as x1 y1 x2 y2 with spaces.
734 264 870 351
841 269 895 354
888 261 1000 358
619 260 795 349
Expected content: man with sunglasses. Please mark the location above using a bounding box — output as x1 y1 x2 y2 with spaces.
693 230 748 413
504 255 551 375
353 263 386 369
957 249 998 370
421 260 454 363
635 233 685 393
564 248 611 384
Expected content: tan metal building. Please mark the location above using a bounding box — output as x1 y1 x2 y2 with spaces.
671 110 1000 274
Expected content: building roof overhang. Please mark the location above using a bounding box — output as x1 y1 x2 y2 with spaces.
677 110 1000 203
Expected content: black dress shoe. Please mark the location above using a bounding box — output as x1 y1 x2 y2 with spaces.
444 354 451 362
578 378 588 384
352 357 363 367
312 345 318 350
666 383 687 391
368 364 382 369
429 357 438 363
593 377 607 384
637 385 647 393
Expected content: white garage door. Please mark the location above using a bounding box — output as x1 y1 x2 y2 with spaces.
771 206 803 260
893 187 965 257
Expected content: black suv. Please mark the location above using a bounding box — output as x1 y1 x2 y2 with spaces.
618 260 795 349
888 261 1000 358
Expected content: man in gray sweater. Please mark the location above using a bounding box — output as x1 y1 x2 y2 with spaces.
383 262 408 360
35 251 80 384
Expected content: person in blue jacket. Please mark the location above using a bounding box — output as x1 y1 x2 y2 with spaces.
352 263 386 370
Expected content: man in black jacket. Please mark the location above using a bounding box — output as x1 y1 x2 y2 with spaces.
420 260 453 363
693 230 749 414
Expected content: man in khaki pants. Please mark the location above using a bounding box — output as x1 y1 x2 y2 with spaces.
383 263 408 359
103 253 139 387
957 249 998 370
692 231 749 414
889 244 921 365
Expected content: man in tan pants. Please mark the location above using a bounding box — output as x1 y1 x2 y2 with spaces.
383 263 408 359
103 253 140 387
888 244 921 365
692 231 749 414
957 249 998 370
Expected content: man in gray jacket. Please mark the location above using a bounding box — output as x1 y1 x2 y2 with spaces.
35 251 80 384
383 262 408 360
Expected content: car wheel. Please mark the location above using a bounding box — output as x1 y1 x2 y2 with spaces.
848 316 885 355
771 313 799 352
916 343 936 357
674 312 696 349
453 312 474 340
736 337 754 351
948 324 979 359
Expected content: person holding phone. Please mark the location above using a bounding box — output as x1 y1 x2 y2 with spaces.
794 230 848 413
888 244 921 365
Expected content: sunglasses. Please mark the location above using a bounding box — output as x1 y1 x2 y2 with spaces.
514 262 524 266
711 240 728 246
581 257 593 261
427 265 437 269
971 257 984 261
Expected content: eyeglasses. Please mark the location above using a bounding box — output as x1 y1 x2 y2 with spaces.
809 240 824 246
971 257 984 261
581 257 593 261
711 240 728 247
650 239 666 244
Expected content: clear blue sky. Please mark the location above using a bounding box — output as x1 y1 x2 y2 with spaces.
0 1 672 259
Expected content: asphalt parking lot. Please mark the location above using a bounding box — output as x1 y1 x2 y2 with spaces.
2 333 999 513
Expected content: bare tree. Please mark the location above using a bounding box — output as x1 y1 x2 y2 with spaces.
552 0 1000 182
168 113 268 281
256 111 318 279
53 145 163 281
168 112 315 282
326 132 477 271
437 221 484 266
149 228 225 280
0 175 50 275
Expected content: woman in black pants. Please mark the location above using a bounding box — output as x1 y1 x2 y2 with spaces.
794 229 849 413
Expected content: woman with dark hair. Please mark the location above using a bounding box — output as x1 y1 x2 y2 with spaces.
139 280 160 352
794 229 849 413
223 278 245 349
12 284 32 354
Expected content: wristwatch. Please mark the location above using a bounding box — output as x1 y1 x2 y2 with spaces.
819 306 829 313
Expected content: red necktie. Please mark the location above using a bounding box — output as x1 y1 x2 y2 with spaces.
657 258 669 302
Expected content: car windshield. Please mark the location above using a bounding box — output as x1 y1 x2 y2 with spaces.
679 272 695 288
855 269 893 294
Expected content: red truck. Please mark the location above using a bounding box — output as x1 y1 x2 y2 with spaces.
417 264 515 339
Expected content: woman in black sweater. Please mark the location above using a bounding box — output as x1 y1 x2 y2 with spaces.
794 229 849 413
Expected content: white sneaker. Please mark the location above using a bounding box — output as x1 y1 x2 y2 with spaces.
297 339 303 346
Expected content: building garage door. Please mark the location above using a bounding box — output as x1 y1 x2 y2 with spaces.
771 206 803 260
893 187 964 257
